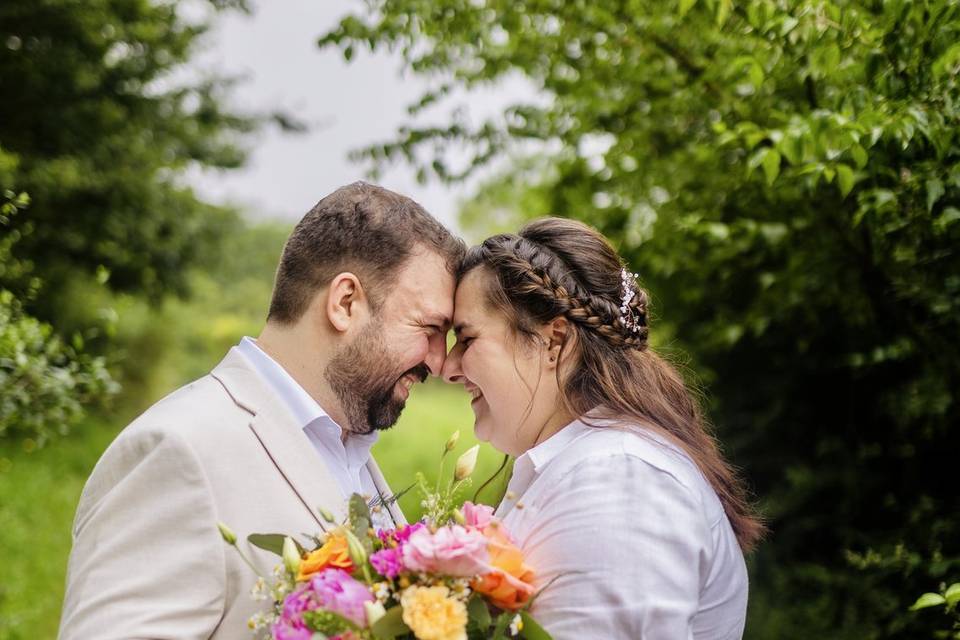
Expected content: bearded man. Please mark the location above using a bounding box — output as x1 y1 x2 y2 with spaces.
58 182 464 639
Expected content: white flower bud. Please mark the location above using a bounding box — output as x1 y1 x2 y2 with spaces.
217 522 237 545
444 430 460 453
282 536 301 576
454 445 480 481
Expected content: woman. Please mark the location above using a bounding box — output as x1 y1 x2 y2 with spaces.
441 217 764 639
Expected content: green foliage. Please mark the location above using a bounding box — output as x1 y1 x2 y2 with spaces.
1 166 117 447
0 0 257 312
910 582 960 638
0 290 116 447
321 1 960 637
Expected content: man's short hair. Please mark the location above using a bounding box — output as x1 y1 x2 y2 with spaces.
268 182 465 323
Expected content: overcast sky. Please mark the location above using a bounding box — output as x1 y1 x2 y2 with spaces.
185 0 540 231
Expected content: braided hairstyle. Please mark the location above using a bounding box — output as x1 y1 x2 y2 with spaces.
462 217 765 552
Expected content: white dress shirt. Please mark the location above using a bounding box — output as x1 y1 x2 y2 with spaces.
236 337 384 512
497 417 748 640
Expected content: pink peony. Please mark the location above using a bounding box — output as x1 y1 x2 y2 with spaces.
272 568 374 639
461 501 496 530
402 525 490 577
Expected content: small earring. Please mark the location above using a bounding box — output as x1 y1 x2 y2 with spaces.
549 355 556 362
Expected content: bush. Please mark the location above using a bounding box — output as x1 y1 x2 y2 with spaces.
0 290 115 447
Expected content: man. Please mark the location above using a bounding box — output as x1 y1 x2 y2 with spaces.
58 182 464 639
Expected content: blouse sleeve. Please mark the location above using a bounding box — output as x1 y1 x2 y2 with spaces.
518 451 712 640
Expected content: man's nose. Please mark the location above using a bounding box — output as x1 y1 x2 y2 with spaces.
424 333 447 377
441 344 464 384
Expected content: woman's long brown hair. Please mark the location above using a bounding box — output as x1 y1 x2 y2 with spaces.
462 217 765 552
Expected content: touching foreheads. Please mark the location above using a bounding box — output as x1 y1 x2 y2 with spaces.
268 181 465 323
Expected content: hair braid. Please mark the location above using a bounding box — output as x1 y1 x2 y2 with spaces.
489 236 648 350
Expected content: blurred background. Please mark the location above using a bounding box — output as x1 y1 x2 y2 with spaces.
1 0 958 638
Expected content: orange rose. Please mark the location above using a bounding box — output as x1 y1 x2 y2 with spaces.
296 534 354 581
471 523 536 610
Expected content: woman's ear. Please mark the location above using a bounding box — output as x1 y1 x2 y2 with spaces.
325 272 370 333
542 316 572 370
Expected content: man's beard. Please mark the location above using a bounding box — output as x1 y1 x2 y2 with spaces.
324 323 429 435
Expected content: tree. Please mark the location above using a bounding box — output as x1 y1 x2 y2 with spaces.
0 146 116 446
0 0 259 314
320 1 960 637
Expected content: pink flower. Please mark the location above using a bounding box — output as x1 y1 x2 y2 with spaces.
272 568 374 639
462 501 496 530
377 522 426 547
402 525 490 577
370 547 404 578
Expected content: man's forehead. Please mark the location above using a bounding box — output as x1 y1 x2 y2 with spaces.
419 284 455 325
389 250 454 313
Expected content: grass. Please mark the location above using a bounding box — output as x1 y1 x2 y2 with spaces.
0 377 501 640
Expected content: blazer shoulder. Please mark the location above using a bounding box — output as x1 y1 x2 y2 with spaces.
125 373 251 443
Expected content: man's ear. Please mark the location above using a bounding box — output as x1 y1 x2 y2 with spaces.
325 272 370 333
542 316 572 370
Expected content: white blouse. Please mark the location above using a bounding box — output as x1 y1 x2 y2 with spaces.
496 418 748 640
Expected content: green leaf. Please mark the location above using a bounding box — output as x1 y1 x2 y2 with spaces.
945 583 960 607
748 61 765 88
778 135 803 165
910 592 946 610
716 0 732 25
348 493 373 551
933 42 960 77
836 164 855 197
247 533 291 556
490 610 514 639
762 149 781 185
519 611 554 639
467 595 492 630
678 0 698 17
926 178 945 212
850 144 868 169
370 606 411 638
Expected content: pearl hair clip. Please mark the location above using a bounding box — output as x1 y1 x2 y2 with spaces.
619 268 643 334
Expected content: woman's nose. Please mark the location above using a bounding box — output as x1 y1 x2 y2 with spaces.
441 344 465 384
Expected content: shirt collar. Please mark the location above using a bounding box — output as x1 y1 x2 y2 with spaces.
238 336 327 427
236 337 379 453
524 417 592 473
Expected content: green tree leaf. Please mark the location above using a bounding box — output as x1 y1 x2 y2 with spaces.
837 164 856 197
945 583 960 607
910 593 946 611
678 0 698 17
762 149 781 185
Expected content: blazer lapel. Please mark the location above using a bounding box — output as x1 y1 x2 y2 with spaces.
211 349 347 529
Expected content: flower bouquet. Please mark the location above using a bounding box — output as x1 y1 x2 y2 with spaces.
218 433 553 640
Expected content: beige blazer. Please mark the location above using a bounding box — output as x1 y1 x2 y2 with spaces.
58 348 404 640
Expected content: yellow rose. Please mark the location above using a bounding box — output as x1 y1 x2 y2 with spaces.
296 534 353 581
400 586 467 640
